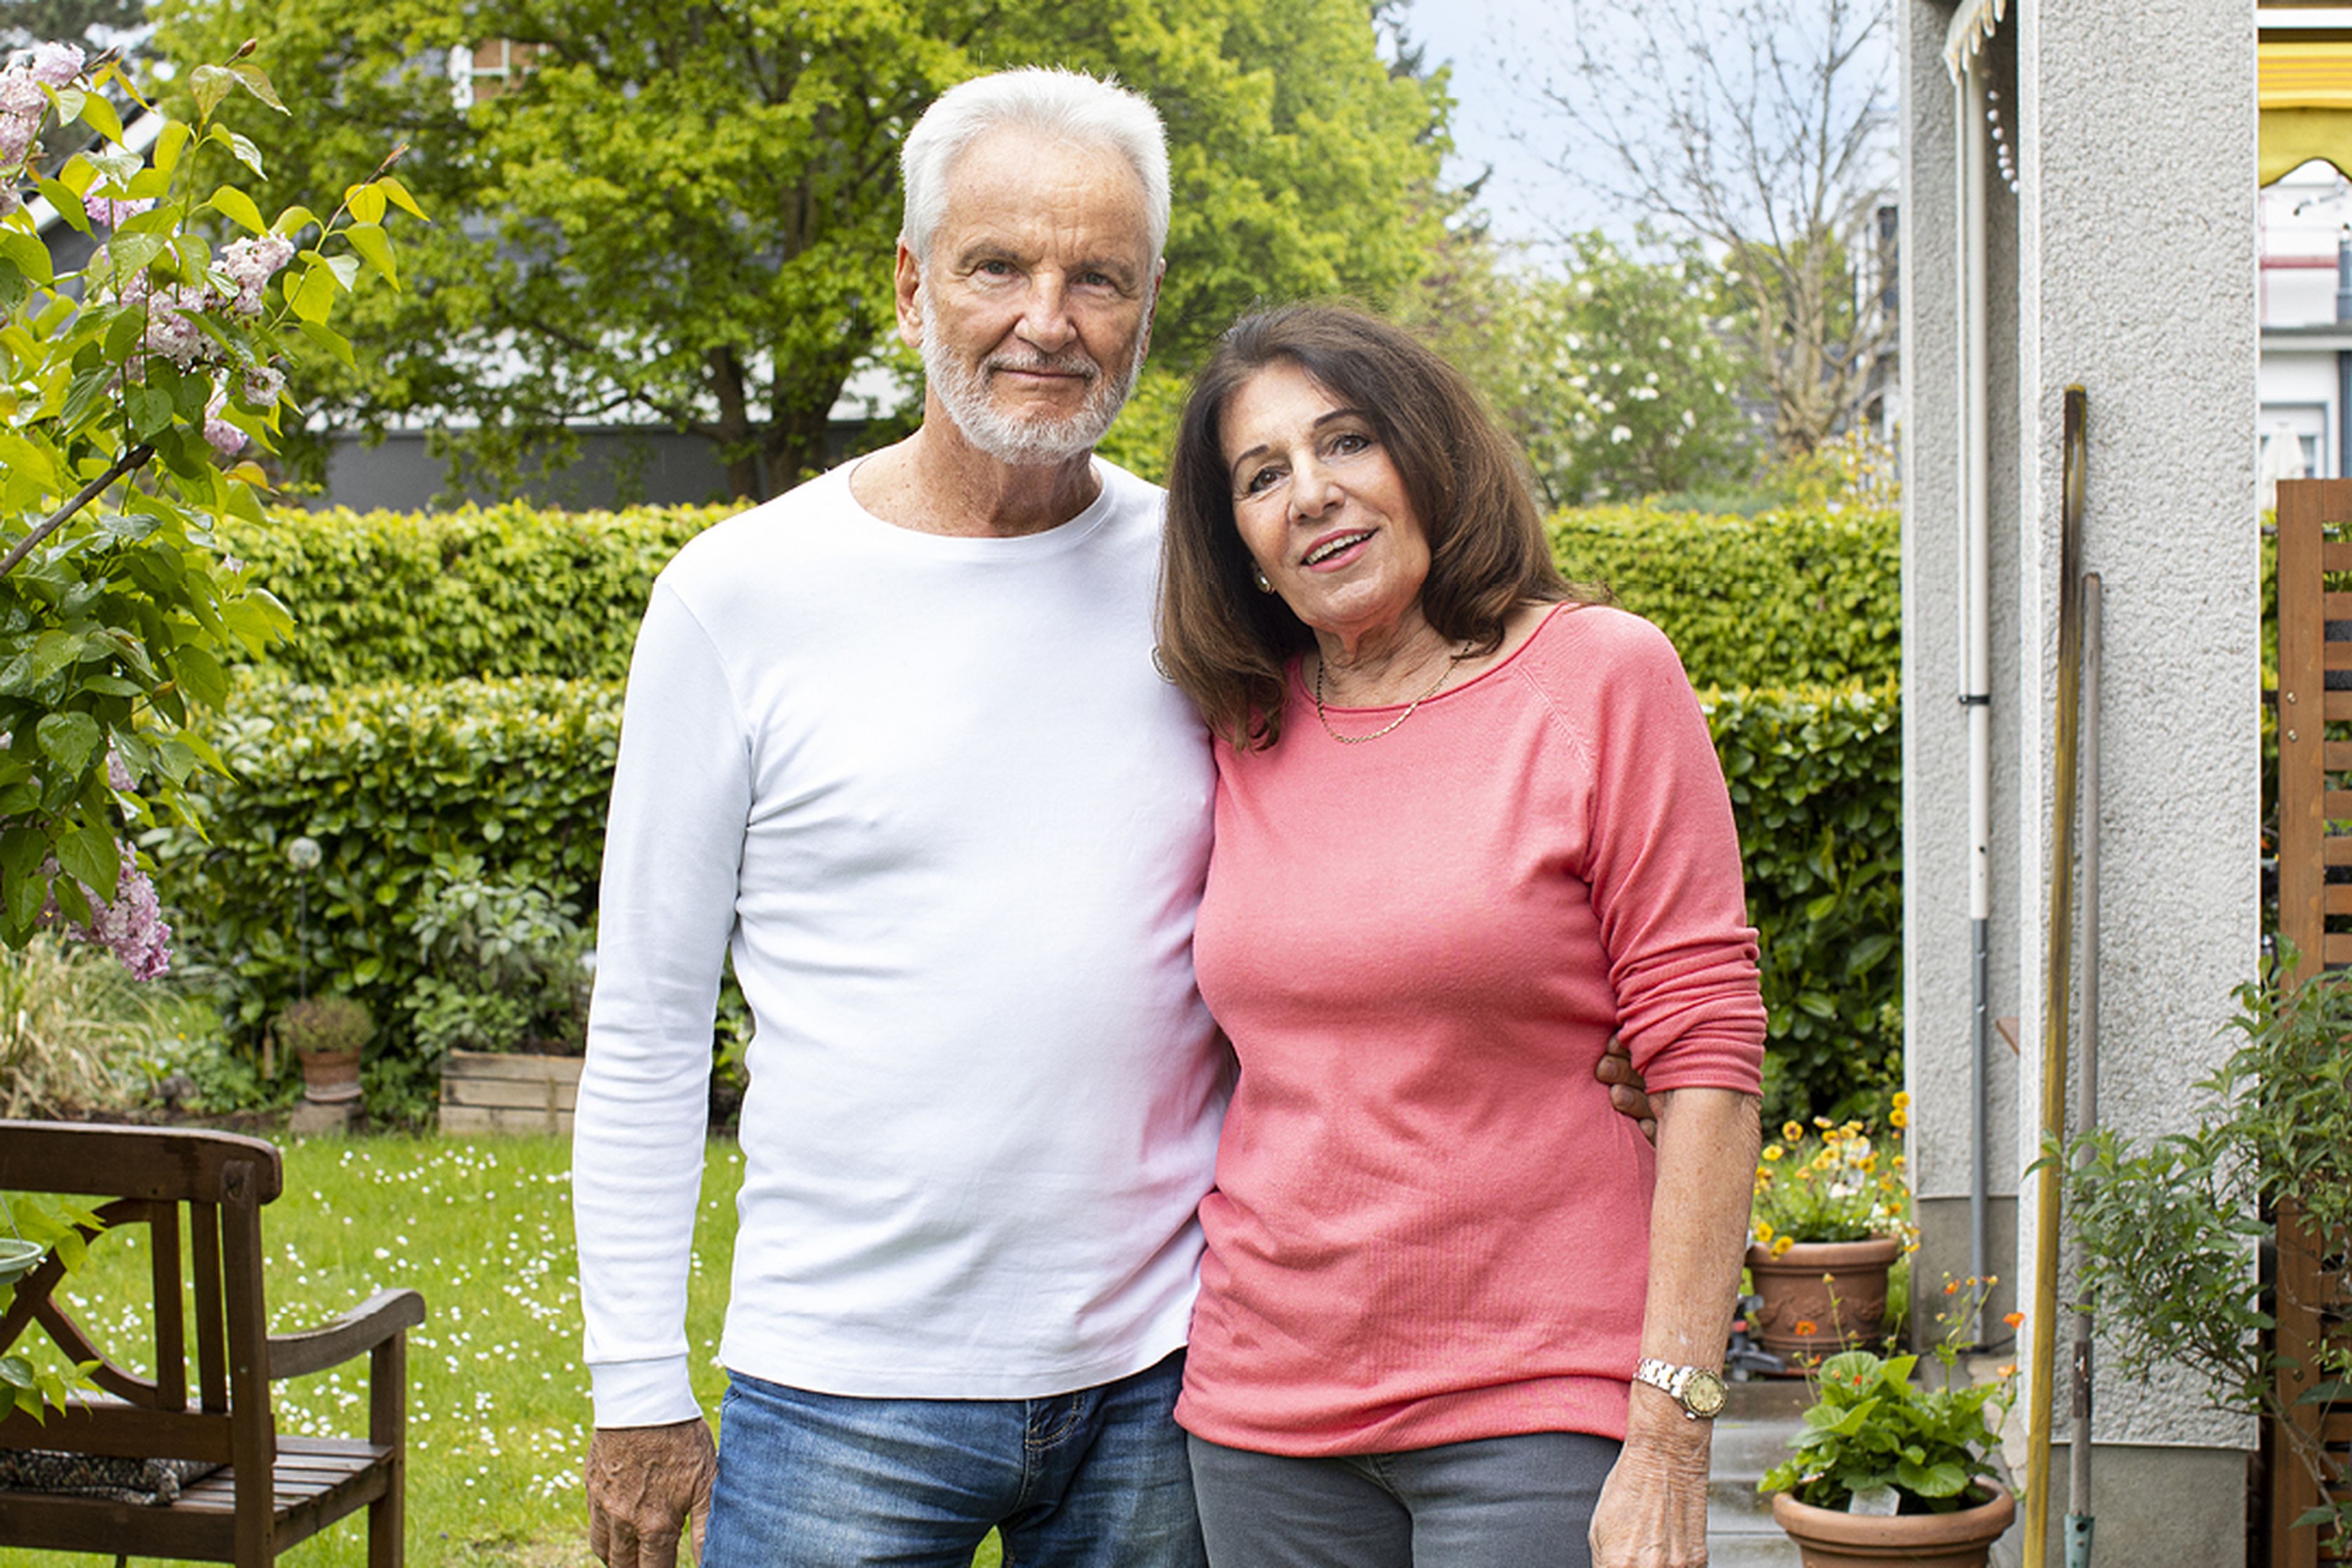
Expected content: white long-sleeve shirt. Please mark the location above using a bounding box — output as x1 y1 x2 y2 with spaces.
572 459 1225 1425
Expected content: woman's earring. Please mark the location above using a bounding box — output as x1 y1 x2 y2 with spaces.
1253 567 1275 594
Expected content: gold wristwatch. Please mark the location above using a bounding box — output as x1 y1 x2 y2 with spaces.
1634 1357 1728 1420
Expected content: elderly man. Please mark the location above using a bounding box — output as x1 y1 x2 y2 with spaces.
574 65 1656 1568
574 68 1221 1568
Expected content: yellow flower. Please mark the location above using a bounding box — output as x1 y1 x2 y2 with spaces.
1771 1235 1794 1257
1814 1115 1834 1129
1890 1107 1908 1129
1754 1221 1775 1245
1892 1090 1912 1111
1763 1144 1784 1161
1891 1153 1905 1169
1782 1120 1805 1144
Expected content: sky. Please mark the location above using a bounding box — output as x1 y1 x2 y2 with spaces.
1396 0 1621 258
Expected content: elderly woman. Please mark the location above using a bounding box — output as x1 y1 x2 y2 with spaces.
1155 304 1765 1568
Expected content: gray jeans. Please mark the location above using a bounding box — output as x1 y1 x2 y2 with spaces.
1186 1430 1619 1568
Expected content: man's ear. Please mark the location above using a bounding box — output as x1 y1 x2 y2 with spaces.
894 243 925 352
1139 258 1166 360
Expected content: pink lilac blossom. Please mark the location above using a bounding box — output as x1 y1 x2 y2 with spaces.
36 851 173 980
0 110 37 168
220 233 294 288
27 43 84 88
0 67 45 118
0 186 18 220
238 364 284 406
140 282 215 368
203 395 244 456
83 193 154 228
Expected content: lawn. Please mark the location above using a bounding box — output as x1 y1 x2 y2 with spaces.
10 1133 791 1567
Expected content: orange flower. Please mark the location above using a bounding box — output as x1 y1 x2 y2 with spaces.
1795 1319 1820 1337
2004 1311 2025 1330
1944 1280 1961 1295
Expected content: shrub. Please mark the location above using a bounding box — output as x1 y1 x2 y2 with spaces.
407 851 591 1058
0 932 178 1116
215 503 729 684
156 669 1899 1128
1551 505 1900 691
1706 680 1904 1126
156 676 620 1078
274 994 372 1056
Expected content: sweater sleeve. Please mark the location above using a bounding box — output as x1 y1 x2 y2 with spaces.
572 579 750 1427
1575 613 1766 1095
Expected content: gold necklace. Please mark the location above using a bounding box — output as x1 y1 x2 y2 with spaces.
1313 646 1468 744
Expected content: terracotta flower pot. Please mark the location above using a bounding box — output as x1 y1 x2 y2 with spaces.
1771 1480 2015 1567
298 1046 363 1104
1745 1234 1902 1359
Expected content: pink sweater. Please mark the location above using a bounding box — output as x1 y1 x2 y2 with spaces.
1177 603 1766 1457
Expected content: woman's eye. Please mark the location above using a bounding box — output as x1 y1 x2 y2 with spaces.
1330 431 1371 456
1243 466 1282 496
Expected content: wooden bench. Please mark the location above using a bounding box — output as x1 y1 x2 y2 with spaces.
0 1121 425 1566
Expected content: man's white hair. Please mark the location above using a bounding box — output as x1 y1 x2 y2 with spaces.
900 67 1170 266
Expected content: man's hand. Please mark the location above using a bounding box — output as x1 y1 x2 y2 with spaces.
586 1419 717 1568
1596 1036 1657 1142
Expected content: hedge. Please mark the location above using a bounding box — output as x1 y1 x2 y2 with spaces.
160 672 1898 1126
218 501 1900 695
1549 505 1901 692
158 677 621 1056
217 504 731 685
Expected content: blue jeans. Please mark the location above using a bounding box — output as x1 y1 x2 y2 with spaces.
703 1352 1206 1568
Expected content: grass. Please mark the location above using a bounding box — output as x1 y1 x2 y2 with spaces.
10 1133 748 1567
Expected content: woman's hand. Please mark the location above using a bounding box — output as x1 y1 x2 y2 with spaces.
1587 1394 1714 1568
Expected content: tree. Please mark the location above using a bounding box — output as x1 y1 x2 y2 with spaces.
1 0 149 51
152 0 1447 499
1404 227 1752 506
0 39 412 967
1521 0 1894 455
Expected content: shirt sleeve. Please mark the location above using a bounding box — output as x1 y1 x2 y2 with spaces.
1576 612 1768 1095
572 578 750 1427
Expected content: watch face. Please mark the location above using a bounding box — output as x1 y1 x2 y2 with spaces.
1684 1369 1728 1418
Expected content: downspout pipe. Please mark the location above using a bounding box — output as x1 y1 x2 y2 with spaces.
1958 51 1995 1328
2336 235 2350 476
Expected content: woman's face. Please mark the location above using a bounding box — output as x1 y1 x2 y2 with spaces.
1218 361 1431 646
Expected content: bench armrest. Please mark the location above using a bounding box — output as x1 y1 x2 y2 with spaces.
268 1287 427 1381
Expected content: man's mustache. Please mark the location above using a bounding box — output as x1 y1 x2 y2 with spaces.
985 352 1099 380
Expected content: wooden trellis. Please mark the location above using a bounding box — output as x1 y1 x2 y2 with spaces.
2267 478 2352 1568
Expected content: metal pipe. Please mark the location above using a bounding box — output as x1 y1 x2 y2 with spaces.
2065 573 2103 1568
1960 46 1996 1327
2024 385 2090 1568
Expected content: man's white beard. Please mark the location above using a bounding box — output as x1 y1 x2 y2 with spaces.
918 284 1147 466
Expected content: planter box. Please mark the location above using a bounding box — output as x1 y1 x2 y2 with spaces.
439 1050 584 1136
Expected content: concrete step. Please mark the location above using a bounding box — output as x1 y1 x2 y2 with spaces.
1705 1379 1807 1566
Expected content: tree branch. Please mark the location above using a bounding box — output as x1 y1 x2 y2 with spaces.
0 443 154 579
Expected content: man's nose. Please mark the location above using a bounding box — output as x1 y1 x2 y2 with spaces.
1016 276 1078 354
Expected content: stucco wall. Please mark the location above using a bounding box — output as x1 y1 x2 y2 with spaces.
1904 0 2260 1463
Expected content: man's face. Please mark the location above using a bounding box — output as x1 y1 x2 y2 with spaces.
896 129 1159 466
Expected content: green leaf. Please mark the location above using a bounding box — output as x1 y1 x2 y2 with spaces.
296 319 356 368
78 90 124 143
55 823 120 897
345 222 398 288
375 176 428 221
208 184 266 235
190 64 235 121
35 711 104 773
345 184 386 225
35 177 90 234
287 263 334 323
153 119 192 174
272 203 321 239
0 429 58 491
230 63 287 113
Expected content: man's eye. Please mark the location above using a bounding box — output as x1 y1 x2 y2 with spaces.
976 260 1016 277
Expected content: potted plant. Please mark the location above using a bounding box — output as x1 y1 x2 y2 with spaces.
1760 1278 2020 1567
276 996 373 1106
1747 1100 1913 1357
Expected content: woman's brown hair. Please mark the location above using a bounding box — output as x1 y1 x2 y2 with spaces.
1157 303 1579 749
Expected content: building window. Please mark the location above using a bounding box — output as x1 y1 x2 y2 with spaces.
448 40 540 110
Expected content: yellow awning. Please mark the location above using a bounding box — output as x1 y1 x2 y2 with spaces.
2263 40 2352 184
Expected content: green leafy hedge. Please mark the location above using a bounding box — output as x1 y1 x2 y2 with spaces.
1707 680 1904 1125
159 671 1896 1127
1550 505 1901 692
217 505 731 685
158 677 621 1060
213 501 1898 694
